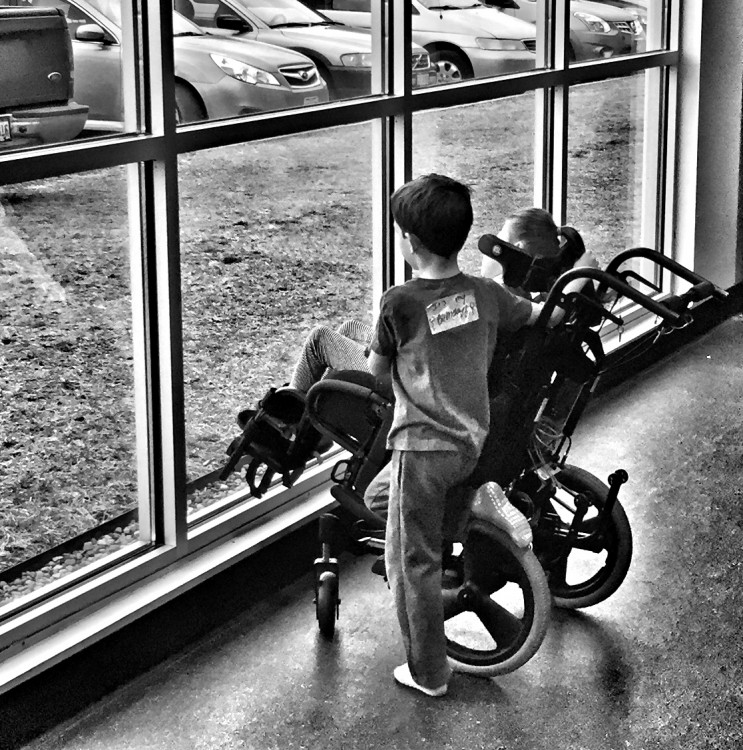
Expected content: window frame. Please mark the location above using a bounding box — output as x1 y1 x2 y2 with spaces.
0 0 682 692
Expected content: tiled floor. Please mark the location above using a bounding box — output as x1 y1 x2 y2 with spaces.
15 316 743 750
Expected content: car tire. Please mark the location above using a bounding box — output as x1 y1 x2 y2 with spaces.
313 62 336 99
429 49 471 84
175 83 206 124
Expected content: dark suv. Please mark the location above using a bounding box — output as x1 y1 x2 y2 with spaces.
0 6 88 149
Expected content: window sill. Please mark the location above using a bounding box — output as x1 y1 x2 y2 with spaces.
0 480 336 696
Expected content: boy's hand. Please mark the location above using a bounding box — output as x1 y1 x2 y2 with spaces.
367 349 392 385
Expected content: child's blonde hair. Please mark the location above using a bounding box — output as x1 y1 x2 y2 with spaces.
506 207 560 258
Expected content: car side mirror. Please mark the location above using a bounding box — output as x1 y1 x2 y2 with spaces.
215 14 251 32
75 23 114 44
481 0 520 9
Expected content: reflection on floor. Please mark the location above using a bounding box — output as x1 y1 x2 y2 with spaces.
15 316 743 750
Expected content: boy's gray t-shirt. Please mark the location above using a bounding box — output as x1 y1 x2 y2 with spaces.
371 272 534 456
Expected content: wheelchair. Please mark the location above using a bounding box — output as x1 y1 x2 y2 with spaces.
220 230 727 677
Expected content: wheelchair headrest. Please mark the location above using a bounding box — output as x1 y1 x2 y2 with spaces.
558 225 586 266
478 226 587 294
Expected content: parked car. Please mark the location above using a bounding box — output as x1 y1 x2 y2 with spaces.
189 0 436 97
302 0 538 84
1 0 329 131
483 0 644 60
0 6 88 149
599 0 647 32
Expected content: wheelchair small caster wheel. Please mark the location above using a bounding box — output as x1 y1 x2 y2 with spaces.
315 571 339 639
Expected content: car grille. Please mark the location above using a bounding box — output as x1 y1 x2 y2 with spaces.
523 39 537 53
279 64 320 88
614 20 642 35
411 51 431 71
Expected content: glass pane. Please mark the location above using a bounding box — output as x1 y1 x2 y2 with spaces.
188 0 380 101
567 73 646 267
413 0 539 84
0 0 144 142
0 168 141 609
179 124 373 512
492 0 652 64
414 95 536 277
303 0 537 86
568 0 649 62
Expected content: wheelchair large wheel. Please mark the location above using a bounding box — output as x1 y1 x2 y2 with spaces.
536 464 633 609
444 521 551 677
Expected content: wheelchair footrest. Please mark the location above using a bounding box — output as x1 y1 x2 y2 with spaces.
221 385 329 496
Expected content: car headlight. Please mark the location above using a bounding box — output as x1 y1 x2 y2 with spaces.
476 37 527 52
340 52 372 68
573 12 612 34
209 54 281 86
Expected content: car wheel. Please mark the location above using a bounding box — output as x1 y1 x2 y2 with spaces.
314 62 336 99
429 49 471 84
175 83 206 124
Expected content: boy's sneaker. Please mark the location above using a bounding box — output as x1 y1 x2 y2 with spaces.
393 664 448 697
470 482 533 548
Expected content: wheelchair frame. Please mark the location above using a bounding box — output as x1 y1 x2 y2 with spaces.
220 242 727 676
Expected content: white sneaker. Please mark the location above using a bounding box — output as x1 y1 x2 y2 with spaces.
393 664 448 697
470 482 533 548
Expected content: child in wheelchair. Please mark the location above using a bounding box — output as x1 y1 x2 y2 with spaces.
221 176 727 686
225 203 598 496
360 204 602 550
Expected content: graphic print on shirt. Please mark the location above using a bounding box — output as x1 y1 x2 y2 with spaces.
426 290 479 335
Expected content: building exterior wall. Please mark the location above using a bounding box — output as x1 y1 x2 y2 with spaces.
677 1 743 286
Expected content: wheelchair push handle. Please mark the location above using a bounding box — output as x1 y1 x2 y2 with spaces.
604 247 728 300
601 247 728 312
661 273 729 324
535 266 687 328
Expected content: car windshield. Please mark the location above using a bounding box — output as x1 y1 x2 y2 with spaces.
172 11 206 36
418 0 481 9
80 0 204 36
84 0 122 25
228 0 334 28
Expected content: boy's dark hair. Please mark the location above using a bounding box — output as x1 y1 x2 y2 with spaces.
390 173 473 258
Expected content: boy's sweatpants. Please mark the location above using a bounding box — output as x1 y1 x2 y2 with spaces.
385 448 478 689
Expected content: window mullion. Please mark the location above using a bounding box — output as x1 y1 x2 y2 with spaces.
373 0 412 296
536 0 569 221
143 2 187 546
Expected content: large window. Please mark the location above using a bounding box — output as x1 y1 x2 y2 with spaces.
0 168 148 615
567 74 646 264
0 0 682 691
413 95 537 276
179 125 374 510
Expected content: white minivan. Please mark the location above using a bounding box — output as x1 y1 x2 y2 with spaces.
303 0 538 83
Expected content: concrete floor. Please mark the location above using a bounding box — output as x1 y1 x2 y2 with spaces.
16 316 743 750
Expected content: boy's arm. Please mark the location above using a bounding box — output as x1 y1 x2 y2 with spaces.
367 350 391 379
481 254 503 280
367 349 393 392
527 301 562 327
563 251 599 296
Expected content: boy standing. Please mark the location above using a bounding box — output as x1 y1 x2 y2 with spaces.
367 174 542 697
